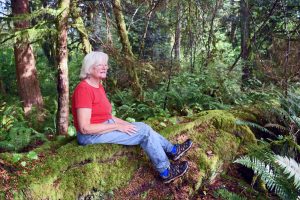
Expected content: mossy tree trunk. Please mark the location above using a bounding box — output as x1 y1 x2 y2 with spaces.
112 0 143 99
56 0 70 135
11 0 44 116
112 0 134 57
70 0 92 54
102 2 113 44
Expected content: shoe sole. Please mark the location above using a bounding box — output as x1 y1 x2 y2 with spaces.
173 141 193 161
163 164 189 184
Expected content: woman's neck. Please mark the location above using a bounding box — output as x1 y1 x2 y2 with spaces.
85 77 100 88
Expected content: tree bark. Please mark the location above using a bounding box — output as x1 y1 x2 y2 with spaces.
11 0 44 116
56 0 70 135
240 0 251 89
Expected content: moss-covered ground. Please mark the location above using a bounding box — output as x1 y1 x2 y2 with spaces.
0 110 259 199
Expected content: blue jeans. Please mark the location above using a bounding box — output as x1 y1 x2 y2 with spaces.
77 119 173 173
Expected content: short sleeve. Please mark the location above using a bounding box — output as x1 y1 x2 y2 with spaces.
73 86 92 109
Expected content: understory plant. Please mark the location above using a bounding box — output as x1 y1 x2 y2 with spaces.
235 150 300 199
0 100 47 152
234 89 300 199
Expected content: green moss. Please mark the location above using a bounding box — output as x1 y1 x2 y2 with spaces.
3 109 257 199
160 110 256 194
13 141 141 199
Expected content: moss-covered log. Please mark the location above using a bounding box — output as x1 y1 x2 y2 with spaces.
0 110 256 199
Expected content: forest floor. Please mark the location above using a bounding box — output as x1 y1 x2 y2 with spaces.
114 162 278 200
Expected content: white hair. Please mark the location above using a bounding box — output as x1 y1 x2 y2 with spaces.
80 51 109 79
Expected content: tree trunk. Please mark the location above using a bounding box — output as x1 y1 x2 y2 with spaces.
102 2 113 45
240 0 251 89
11 0 44 116
70 0 92 54
138 1 160 59
112 0 143 99
56 0 70 135
112 0 134 57
229 0 238 47
0 78 6 95
204 0 220 68
139 3 155 58
174 2 182 62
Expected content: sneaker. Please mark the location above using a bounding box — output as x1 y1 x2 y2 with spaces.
161 161 189 183
168 139 193 161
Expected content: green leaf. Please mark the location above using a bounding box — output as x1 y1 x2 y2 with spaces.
68 125 77 136
27 151 38 160
12 153 23 163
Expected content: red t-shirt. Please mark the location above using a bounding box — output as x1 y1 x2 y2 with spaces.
72 80 112 131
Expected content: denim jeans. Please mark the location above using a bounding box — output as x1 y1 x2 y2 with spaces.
77 119 174 173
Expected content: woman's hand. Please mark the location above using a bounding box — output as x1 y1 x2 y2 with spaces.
112 116 132 125
116 123 137 135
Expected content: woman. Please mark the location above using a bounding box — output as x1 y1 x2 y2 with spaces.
72 51 193 183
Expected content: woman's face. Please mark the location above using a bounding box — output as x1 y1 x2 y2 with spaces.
90 62 108 80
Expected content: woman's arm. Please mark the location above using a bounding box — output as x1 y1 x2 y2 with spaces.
77 108 137 135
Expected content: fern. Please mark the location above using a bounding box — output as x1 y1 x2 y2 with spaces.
234 156 278 191
275 155 300 190
235 155 300 199
0 100 47 152
264 123 288 132
236 120 276 137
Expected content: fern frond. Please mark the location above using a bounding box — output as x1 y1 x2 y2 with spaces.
275 155 300 190
264 123 288 132
234 156 277 190
236 120 276 137
290 116 300 129
235 155 297 199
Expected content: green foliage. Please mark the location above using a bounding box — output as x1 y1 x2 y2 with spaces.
111 89 170 121
12 151 39 167
275 155 300 190
236 120 276 137
236 89 300 158
0 100 47 152
235 153 300 199
165 72 228 113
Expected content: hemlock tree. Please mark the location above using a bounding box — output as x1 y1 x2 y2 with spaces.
11 0 44 116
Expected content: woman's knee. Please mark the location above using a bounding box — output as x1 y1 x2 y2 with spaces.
132 122 152 137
